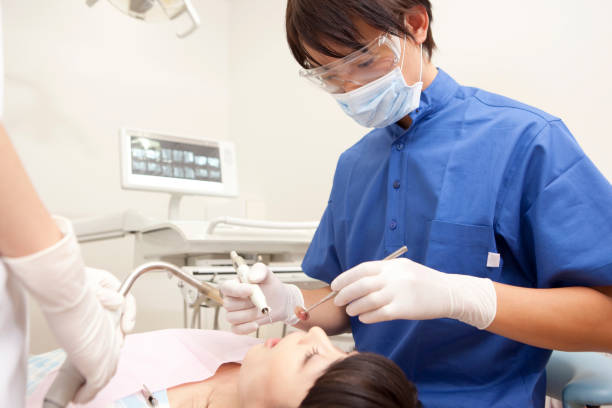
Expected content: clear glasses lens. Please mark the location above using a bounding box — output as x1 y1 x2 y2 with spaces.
300 35 402 94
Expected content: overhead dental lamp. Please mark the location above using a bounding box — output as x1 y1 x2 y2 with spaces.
86 0 201 38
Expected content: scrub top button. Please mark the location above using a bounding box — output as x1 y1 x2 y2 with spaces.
396 143 404 151
393 180 401 189
389 220 398 230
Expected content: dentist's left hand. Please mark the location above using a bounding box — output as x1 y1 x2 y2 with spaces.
331 257 497 330
220 262 304 334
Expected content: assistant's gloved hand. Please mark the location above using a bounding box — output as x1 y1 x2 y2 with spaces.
219 262 304 334
3 216 135 403
86 266 137 334
331 258 497 329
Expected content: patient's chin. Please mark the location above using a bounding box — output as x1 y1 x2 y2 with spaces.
241 343 265 371
237 347 272 406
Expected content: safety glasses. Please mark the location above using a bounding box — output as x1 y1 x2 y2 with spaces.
299 34 403 94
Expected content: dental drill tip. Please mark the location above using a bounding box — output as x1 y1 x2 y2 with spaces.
262 308 272 324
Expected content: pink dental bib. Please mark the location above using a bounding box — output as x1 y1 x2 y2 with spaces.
27 329 262 408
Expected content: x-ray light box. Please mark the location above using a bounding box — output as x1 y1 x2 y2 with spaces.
120 128 238 198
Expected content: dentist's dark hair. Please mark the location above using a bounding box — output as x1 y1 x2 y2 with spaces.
299 352 422 408
286 0 435 68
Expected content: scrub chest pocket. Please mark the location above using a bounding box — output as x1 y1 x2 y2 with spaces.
425 220 502 278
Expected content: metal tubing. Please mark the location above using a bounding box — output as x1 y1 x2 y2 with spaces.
119 261 223 305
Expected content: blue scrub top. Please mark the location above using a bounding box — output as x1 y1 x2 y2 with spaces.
302 68 612 408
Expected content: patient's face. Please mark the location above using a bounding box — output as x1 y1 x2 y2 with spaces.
238 327 350 408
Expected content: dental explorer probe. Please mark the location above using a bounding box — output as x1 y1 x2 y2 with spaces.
294 245 408 321
230 251 273 324
42 262 223 408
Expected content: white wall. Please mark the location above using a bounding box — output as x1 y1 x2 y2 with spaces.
6 0 611 352
4 0 232 222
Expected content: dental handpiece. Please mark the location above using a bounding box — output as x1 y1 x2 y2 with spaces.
230 251 272 323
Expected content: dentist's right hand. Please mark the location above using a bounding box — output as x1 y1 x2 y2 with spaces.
3 217 135 403
219 263 304 334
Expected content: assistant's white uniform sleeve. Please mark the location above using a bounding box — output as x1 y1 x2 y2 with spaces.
0 9 26 407
0 264 27 408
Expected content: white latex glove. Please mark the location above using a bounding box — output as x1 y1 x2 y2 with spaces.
330 258 497 329
86 266 137 334
3 216 132 403
219 262 304 334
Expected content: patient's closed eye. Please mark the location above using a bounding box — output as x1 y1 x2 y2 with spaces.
303 346 319 366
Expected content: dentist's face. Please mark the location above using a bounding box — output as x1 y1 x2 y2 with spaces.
238 327 351 408
303 19 421 95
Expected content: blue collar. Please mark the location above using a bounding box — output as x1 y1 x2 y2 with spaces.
388 68 460 137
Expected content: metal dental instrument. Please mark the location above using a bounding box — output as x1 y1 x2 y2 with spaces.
294 246 408 321
43 262 222 408
141 383 158 407
117 262 223 304
230 251 272 324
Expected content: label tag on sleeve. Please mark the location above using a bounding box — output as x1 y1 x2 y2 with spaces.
486 252 501 268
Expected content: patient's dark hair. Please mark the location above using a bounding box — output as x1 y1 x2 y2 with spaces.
286 0 435 68
299 352 422 408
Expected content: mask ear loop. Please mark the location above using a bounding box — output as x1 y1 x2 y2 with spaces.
400 34 407 70
399 27 423 83
418 42 423 83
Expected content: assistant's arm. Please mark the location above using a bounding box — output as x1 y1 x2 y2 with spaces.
487 283 612 352
0 124 62 256
0 123 134 402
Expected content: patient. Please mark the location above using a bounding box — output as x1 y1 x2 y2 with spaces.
28 327 420 408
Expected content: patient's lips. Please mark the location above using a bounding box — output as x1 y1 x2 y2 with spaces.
265 338 281 348
294 306 310 321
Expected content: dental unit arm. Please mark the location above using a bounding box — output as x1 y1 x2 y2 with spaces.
42 261 222 408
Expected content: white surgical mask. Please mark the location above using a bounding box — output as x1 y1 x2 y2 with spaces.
333 42 423 128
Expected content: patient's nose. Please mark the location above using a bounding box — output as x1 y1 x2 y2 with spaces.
301 326 328 345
